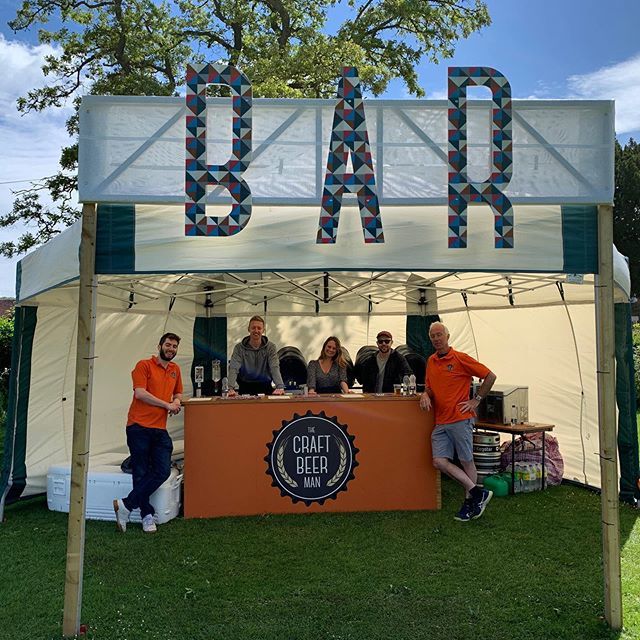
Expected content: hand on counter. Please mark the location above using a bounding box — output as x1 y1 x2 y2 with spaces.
272 388 285 395
227 388 237 397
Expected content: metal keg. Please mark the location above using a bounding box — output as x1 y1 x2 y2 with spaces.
473 431 501 485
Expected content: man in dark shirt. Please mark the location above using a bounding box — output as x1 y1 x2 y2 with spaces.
359 330 413 393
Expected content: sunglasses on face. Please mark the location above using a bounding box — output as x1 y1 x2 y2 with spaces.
377 339 391 344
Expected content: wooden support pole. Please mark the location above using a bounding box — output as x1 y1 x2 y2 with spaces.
595 203 623 630
62 203 98 638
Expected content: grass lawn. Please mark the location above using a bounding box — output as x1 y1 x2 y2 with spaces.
0 476 639 640
0 412 639 639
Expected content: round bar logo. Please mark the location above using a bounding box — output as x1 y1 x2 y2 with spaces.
265 410 358 506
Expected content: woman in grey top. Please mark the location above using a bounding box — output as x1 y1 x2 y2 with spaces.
307 336 350 394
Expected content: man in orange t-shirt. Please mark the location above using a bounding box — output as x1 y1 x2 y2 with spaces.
420 322 496 522
113 333 183 534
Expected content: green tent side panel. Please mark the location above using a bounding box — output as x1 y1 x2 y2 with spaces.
406 315 440 361
615 302 640 503
0 306 37 510
561 204 598 273
95 203 135 273
192 317 228 396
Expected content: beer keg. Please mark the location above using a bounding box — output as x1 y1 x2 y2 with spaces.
473 431 501 485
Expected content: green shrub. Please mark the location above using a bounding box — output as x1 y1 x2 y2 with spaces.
0 310 12 406
0 384 5 463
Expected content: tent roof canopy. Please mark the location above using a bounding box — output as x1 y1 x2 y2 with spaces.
24 262 630 317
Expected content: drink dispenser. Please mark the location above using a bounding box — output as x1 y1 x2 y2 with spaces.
212 359 221 395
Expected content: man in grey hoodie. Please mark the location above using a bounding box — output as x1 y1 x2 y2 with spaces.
227 316 285 396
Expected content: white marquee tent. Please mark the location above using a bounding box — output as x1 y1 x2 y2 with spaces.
2 222 633 499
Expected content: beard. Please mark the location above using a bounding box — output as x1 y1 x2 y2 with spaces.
159 346 176 361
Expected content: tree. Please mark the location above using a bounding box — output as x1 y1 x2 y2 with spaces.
1 0 490 256
614 138 640 295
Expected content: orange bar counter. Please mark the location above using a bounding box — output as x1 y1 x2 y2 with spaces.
183 395 439 518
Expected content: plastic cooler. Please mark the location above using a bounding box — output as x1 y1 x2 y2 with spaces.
47 464 182 524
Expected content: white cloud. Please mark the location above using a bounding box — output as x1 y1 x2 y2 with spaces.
427 89 448 101
0 35 73 297
567 54 640 134
0 34 58 113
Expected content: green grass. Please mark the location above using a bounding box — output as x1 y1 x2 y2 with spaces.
1 411 639 638
1 478 639 640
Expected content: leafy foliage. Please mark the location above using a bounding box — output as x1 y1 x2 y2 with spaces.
1 0 490 256
0 310 13 420
0 310 13 379
614 138 640 295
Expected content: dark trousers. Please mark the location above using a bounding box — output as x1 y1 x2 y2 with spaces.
123 423 173 518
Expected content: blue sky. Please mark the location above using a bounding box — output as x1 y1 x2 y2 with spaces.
1 0 639 296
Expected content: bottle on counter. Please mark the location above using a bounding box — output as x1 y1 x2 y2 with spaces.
408 374 416 395
511 404 517 425
221 376 229 398
402 375 410 396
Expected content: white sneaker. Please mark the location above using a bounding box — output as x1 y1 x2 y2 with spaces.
142 514 157 533
113 498 130 533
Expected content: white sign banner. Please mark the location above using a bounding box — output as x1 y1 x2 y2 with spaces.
79 96 614 207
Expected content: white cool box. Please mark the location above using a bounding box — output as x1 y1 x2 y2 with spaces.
47 464 182 524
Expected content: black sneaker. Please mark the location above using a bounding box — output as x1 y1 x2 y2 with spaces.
471 489 493 520
454 498 474 522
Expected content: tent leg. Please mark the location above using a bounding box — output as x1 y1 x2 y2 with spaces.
62 203 98 638
595 203 622 630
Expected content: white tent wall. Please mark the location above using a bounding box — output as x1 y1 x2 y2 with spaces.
18 303 194 497
442 305 600 487
22 305 77 495
88 310 194 465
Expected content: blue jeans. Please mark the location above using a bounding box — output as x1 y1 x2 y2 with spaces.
123 424 173 518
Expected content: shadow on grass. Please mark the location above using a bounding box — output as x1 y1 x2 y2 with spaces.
2 478 640 640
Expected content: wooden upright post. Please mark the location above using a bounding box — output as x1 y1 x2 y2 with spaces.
62 203 98 638
594 203 622 629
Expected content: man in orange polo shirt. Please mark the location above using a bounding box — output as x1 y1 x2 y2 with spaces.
420 322 496 522
113 333 183 533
